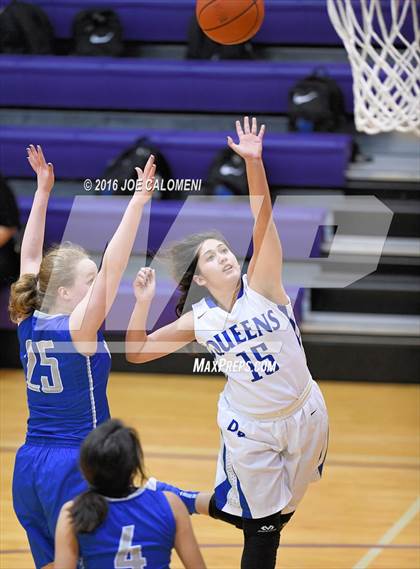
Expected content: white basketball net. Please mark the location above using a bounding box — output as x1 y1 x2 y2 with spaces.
327 0 420 135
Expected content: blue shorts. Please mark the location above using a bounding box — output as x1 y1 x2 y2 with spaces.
13 443 87 569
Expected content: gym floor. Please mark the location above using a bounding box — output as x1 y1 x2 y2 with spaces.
0 371 419 569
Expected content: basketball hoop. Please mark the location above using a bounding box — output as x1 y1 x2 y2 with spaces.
327 0 420 135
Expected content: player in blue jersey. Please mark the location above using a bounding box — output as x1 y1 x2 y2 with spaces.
126 118 329 569
8 144 161 569
54 419 206 569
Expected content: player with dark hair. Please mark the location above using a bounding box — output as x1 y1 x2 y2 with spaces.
54 418 206 569
126 117 329 569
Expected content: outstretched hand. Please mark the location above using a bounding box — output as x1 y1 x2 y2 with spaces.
133 267 156 303
227 116 265 161
27 144 55 194
134 154 156 204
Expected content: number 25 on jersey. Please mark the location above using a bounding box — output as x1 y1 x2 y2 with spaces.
25 340 64 393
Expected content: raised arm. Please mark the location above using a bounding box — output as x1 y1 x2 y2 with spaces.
126 267 195 364
164 492 206 569
54 502 79 569
20 145 54 276
228 117 288 305
70 157 156 353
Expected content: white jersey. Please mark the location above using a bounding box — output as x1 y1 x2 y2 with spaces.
192 274 313 415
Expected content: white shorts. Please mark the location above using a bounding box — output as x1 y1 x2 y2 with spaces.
214 380 329 519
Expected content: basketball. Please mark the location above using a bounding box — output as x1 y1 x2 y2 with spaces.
196 0 265 45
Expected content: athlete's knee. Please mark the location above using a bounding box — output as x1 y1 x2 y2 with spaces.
208 493 243 529
242 511 284 537
241 512 283 569
41 563 54 569
244 510 294 534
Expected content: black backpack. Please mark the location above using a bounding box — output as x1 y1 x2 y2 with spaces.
0 0 54 54
288 69 347 132
186 17 255 60
103 138 172 198
72 9 123 56
206 148 248 196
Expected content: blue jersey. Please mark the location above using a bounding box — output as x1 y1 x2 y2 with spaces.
78 488 176 569
18 310 111 446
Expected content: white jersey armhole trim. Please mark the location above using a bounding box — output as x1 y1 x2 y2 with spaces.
103 339 111 359
191 298 211 344
243 274 292 309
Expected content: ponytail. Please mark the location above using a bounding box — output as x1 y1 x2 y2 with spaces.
73 419 147 534
70 489 108 533
9 242 89 323
9 273 40 323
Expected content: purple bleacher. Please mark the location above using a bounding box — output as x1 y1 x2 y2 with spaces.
16 0 411 46
16 196 327 261
19 0 339 44
10 0 339 44
0 56 354 114
0 195 325 330
0 126 352 188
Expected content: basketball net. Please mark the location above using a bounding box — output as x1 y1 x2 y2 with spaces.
327 0 420 136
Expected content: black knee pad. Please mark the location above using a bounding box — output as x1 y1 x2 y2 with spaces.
241 513 282 569
242 510 295 536
240 511 295 569
242 511 283 537
208 494 243 529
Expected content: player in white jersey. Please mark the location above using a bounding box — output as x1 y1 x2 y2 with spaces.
126 117 329 569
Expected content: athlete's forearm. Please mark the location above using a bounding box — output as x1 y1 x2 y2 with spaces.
126 299 152 357
20 189 49 273
126 311 195 363
245 157 274 225
194 492 212 515
246 156 284 279
100 195 147 278
70 194 151 342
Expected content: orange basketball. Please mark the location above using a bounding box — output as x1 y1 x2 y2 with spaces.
196 0 264 45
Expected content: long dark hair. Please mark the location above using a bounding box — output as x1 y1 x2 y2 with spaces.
167 230 231 317
70 419 146 534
